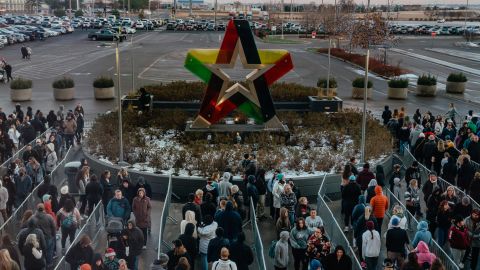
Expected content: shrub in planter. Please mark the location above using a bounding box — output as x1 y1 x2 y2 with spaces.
387 78 409 100
351 77 373 99
93 76 115 100
317 77 337 98
446 72 467 94
53 77 75 100
10 78 33 101
416 74 437 97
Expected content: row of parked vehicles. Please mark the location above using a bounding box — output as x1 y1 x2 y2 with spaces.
165 18 226 31
389 24 480 35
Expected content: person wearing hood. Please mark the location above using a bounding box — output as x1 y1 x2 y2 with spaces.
290 217 312 270
323 245 352 270
0 180 8 222
351 195 366 228
42 194 57 227
182 193 202 224
66 235 94 270
449 216 469 268
370 186 388 235
45 143 57 174
388 205 408 230
280 184 296 226
180 210 197 239
124 220 144 270
198 215 218 270
211 247 237 270
218 172 233 199
135 177 152 199
58 185 76 210
107 190 131 223
412 221 432 248
254 168 267 219
151 253 169 270
179 223 198 270
455 197 473 219
353 206 377 260
272 174 286 221
392 178 404 203
17 218 46 257
410 123 424 147
274 230 290 270
386 217 410 266
356 163 375 191
342 175 361 232
362 220 380 270
229 232 254 270
207 227 230 264
364 179 377 203
246 175 259 219
414 241 436 266
203 179 219 204
426 187 442 235
216 201 242 242
132 187 151 247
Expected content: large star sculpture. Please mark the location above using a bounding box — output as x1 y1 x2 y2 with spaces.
185 19 294 129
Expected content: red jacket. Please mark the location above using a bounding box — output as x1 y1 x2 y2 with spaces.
449 225 470 250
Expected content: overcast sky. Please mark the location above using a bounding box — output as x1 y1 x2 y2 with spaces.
198 0 477 6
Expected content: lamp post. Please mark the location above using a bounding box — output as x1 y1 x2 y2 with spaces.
281 0 284 39
214 0 217 31
360 0 370 164
464 0 469 40
326 0 337 94
115 40 124 163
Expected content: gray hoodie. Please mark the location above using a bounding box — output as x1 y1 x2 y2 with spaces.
275 231 290 268
218 172 232 199
410 125 423 147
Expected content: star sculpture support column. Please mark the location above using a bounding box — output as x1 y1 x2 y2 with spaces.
184 19 294 129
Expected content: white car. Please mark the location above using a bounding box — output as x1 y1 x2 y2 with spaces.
437 19 445 23
135 21 144 29
0 35 8 46
123 26 136 34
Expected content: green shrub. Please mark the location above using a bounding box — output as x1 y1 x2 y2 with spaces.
10 78 32 90
53 9 66 17
352 77 373 88
52 77 75 89
93 76 114 88
447 72 467 83
388 78 409 88
74 10 84 17
417 74 437 86
317 77 338 88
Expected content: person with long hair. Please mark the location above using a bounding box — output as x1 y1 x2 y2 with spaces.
436 200 452 247
2 175 15 217
1 235 21 267
23 233 45 270
167 239 191 270
362 220 380 270
0 249 20 270
116 168 130 188
76 166 89 215
176 257 190 270
56 199 81 250
20 209 33 228
290 217 312 270
276 207 291 239
306 226 331 262
401 252 421 270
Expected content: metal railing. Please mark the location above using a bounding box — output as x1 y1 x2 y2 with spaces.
317 174 362 270
249 199 267 270
435 135 480 173
384 188 459 270
54 201 105 270
157 174 172 257
0 146 74 237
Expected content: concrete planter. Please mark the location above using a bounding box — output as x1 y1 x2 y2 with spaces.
53 87 75 100
352 87 372 99
10 88 32 101
317 88 337 99
387 87 408 100
94 87 115 100
416 85 437 97
446 81 466 94
308 96 343 112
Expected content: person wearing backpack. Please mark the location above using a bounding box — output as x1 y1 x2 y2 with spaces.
274 231 289 270
212 247 237 270
56 199 81 250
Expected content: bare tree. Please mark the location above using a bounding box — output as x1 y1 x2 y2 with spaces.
350 13 392 49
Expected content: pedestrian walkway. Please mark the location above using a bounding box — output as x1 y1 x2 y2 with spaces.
425 48 480 62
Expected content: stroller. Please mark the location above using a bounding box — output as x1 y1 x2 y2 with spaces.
106 217 127 259
0 69 6 83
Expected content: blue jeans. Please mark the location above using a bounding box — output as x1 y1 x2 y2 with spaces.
288 211 295 226
400 140 408 155
46 237 54 265
127 255 138 270
437 227 449 247
200 253 208 270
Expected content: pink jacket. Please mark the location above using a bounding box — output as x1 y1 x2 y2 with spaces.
416 241 437 266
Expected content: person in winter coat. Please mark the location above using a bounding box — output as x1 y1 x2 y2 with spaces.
85 174 103 216
45 143 57 174
182 193 202 224
17 218 46 257
246 175 259 218
382 105 392 125
455 197 473 219
216 201 242 242
211 247 237 270
167 239 191 270
295 197 311 220
124 220 144 270
36 175 59 213
414 241 436 266
470 172 480 204
104 248 120 270
351 195 366 228
354 206 377 260
362 221 380 270
356 163 375 191
342 175 361 232
441 156 457 185
276 207 291 238
229 232 253 270
132 187 151 247
290 217 313 270
405 161 422 187
1 235 21 268
198 215 218 270
42 194 57 225
203 179 219 205
92 253 105 270
388 205 408 230
0 249 20 270
207 227 230 265
134 177 152 199
62 114 77 149
66 235 94 270
56 199 81 249
23 233 46 270
254 168 267 219
389 164 402 191
370 186 388 235
218 172 232 200
76 166 90 215
151 253 169 270
364 179 377 203
422 172 442 205
32 203 56 267
280 184 296 226
179 223 197 270
423 135 437 170
441 185 458 210
58 185 76 211
466 209 480 270
386 217 410 266
100 170 115 214
180 210 197 239
426 187 443 235
0 180 8 222
119 179 136 208
116 168 130 188
2 175 15 216
107 190 131 222
449 216 469 268
323 245 352 270
458 158 475 191
274 230 290 270
200 193 216 223
306 226 330 261
272 176 286 221
436 200 452 247
392 177 404 204
412 221 432 248
14 167 31 207
405 179 422 226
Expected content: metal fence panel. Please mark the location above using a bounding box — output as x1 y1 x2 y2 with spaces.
157 175 172 257
249 199 267 270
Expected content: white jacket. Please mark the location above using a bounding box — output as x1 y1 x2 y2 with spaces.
272 182 285 208
0 184 8 210
362 230 381 258
212 259 237 270
46 151 58 172
197 221 218 254
387 215 408 230
8 128 20 144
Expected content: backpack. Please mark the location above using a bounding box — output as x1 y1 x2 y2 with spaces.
268 240 277 259
61 212 77 229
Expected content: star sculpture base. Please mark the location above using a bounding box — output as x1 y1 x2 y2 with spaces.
185 121 290 135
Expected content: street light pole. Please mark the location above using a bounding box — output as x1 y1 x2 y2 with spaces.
464 0 469 40
214 0 217 31
131 34 135 92
116 42 124 163
281 0 284 39
326 0 337 92
360 0 370 164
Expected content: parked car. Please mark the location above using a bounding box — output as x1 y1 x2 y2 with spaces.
88 29 126 41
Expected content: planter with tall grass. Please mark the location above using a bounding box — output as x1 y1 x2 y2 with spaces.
351 77 373 99
53 77 75 100
10 78 32 101
93 76 115 100
387 78 409 99
416 74 437 97
446 73 467 94
317 77 337 99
